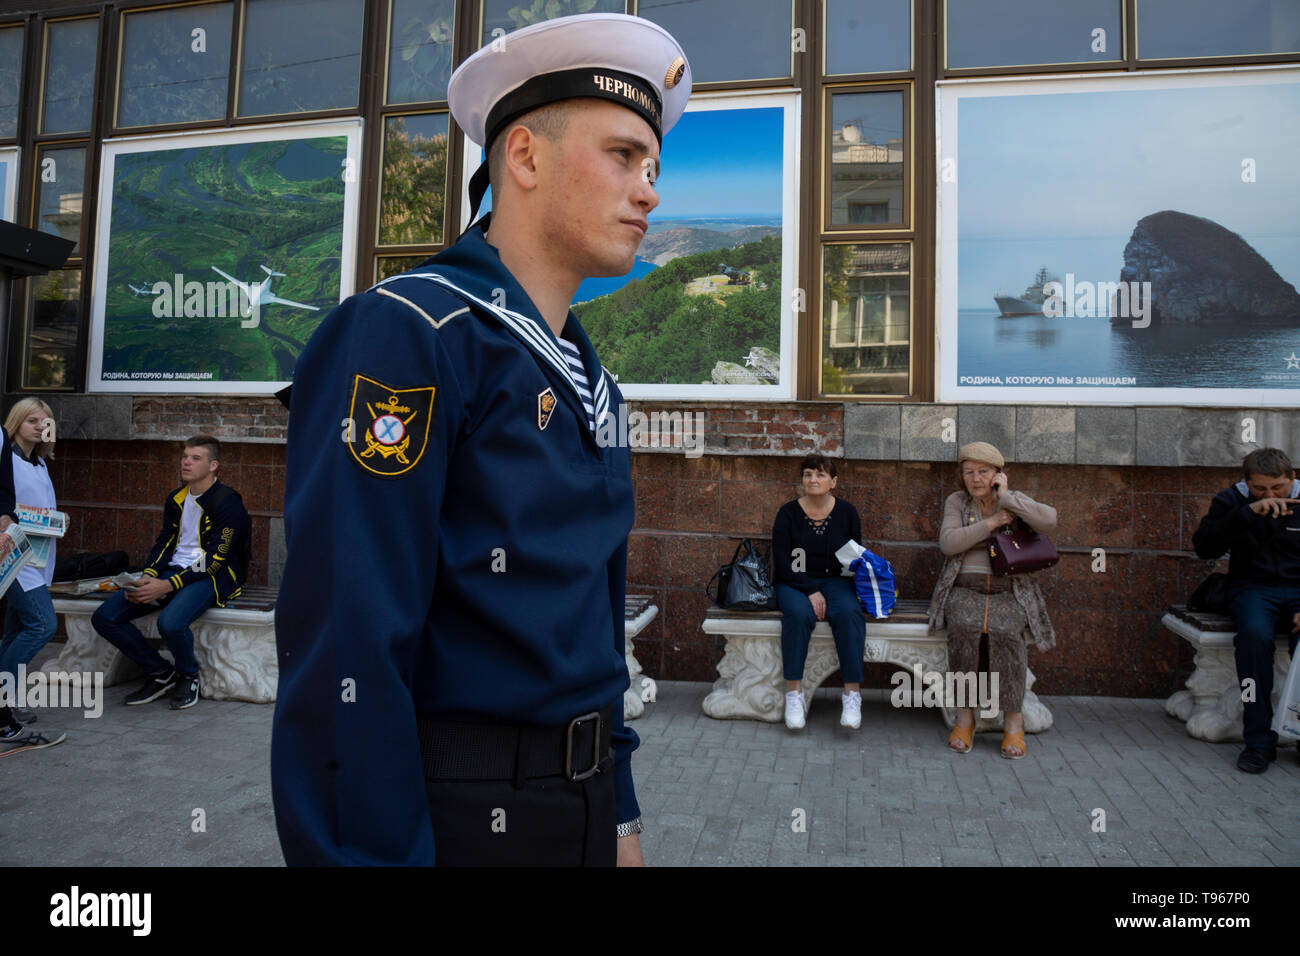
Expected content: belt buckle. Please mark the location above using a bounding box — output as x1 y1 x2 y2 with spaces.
564 711 602 782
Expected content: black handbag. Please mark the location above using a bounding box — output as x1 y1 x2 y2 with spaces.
706 538 777 611
1188 572 1230 614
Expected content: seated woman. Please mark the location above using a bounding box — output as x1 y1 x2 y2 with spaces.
771 454 866 731
928 442 1057 758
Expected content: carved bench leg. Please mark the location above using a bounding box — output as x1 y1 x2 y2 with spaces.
191 621 278 703
623 635 645 720
1168 641 1291 743
703 635 785 721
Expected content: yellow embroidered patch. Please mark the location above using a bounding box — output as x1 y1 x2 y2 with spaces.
347 374 435 478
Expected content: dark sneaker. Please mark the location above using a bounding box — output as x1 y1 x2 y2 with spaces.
1236 746 1277 773
0 730 66 757
125 669 178 705
169 673 200 710
0 722 24 741
13 707 36 724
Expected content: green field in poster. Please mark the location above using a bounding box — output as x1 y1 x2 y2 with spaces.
101 136 346 383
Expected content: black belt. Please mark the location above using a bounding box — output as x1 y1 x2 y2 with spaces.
417 708 613 785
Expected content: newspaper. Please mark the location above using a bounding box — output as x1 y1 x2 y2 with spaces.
0 525 34 599
16 504 69 538
26 533 52 569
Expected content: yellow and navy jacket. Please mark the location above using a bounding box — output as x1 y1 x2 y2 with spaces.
142 481 251 605
272 220 640 866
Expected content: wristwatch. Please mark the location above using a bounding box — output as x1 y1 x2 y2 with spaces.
616 816 643 838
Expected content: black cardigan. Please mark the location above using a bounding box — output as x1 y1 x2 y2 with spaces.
771 497 862 594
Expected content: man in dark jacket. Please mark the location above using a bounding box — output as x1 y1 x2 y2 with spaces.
92 435 251 710
1193 447 1300 773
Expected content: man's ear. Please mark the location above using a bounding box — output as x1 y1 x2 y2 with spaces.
500 124 542 193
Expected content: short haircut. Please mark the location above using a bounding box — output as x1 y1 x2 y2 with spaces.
486 100 575 195
4 397 55 460
799 453 836 479
1242 448 1293 480
184 434 221 463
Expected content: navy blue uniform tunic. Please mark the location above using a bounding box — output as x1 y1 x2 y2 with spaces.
272 222 639 865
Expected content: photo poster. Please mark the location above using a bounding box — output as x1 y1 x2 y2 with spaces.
89 120 363 393
0 148 17 222
460 91 800 399
937 67 1300 405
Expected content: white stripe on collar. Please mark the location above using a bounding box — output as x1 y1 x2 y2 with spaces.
370 271 609 424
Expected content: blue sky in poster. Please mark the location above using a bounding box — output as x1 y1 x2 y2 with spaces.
653 107 784 220
956 81 1300 309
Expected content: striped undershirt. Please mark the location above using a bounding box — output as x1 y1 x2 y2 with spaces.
557 337 597 433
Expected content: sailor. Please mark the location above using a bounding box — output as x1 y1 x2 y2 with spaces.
271 13 691 866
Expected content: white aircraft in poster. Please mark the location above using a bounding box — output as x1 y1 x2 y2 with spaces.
210 264 320 315
127 281 162 297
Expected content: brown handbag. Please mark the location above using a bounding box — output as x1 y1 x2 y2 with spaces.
988 521 1059 575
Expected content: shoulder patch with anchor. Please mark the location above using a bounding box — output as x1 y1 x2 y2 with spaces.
347 374 435 477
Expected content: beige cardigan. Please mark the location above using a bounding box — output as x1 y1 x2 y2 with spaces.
927 490 1058 651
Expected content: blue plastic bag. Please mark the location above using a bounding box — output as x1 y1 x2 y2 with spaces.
850 551 897 619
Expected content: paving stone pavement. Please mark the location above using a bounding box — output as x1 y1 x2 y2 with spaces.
2 655 1297 866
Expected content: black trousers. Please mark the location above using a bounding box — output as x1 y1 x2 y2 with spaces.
424 768 616 866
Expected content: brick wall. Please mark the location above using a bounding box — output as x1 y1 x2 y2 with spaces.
45 399 1241 701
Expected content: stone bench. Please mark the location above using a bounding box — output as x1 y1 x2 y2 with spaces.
701 598 1053 732
624 594 659 720
1162 604 1292 742
40 585 278 704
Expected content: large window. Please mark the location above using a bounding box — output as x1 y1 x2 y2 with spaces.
41 18 98 135
1137 0 1300 59
117 2 233 128
0 26 22 140
944 0 1124 70
237 0 365 116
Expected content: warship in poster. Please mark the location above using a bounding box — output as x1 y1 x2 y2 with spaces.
994 267 1061 317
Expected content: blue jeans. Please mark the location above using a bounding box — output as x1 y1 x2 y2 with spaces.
777 577 866 683
91 582 216 678
1228 583 1300 750
0 583 58 680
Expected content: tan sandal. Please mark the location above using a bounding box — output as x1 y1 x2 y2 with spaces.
948 721 974 754
1000 730 1026 759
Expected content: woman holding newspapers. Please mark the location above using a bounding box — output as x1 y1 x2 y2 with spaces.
928 442 1057 759
771 454 867 732
0 397 64 754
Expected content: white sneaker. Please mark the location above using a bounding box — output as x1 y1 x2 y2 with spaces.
784 691 807 730
840 691 862 729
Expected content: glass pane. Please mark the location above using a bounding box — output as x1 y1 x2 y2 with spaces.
380 113 448 245
118 3 233 127
0 27 22 139
238 0 363 116
42 18 99 134
822 244 910 396
826 0 910 75
376 254 428 281
946 0 1122 69
829 91 904 227
480 0 624 45
26 269 82 388
639 0 791 83
1138 0 1300 58
35 146 86 254
388 0 455 103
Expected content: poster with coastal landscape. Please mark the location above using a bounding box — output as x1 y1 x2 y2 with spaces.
88 121 362 393
462 91 799 398
937 67 1300 405
0 148 17 222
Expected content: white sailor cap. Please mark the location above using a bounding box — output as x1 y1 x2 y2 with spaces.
448 13 693 152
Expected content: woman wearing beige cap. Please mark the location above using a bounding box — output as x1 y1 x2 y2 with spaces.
927 442 1057 758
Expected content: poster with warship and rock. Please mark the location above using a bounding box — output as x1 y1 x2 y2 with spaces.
88 121 362 393
463 92 798 399
937 67 1300 405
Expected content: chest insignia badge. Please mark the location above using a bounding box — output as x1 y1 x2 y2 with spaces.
537 387 557 431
